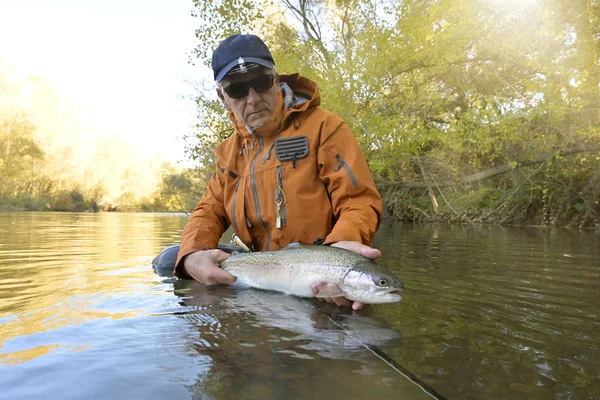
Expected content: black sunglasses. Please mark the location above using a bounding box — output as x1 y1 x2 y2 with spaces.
221 75 275 99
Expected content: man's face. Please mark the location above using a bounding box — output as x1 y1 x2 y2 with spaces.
217 67 280 129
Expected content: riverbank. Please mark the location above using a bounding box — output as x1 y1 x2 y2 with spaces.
0 196 170 214
3 195 598 231
379 168 600 229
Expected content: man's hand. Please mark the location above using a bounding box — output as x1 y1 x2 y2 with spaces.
183 250 236 285
331 241 381 260
312 241 381 311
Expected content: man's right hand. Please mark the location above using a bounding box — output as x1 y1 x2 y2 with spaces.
182 250 236 285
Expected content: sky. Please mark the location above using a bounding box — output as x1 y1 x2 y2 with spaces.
0 0 210 166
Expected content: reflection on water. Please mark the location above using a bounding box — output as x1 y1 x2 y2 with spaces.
0 212 599 399
172 281 424 399
374 223 600 399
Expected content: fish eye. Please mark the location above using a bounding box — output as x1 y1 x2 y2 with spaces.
378 279 388 286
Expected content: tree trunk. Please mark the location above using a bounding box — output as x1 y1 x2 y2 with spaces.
573 0 600 125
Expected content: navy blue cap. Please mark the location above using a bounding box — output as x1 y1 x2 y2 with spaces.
211 34 275 82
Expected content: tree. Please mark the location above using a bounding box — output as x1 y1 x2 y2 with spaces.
185 0 600 226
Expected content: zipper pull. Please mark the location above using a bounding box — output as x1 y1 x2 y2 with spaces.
334 153 359 186
275 176 286 229
334 154 344 171
276 201 282 229
250 130 257 151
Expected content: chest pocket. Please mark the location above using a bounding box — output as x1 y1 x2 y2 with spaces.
275 136 309 169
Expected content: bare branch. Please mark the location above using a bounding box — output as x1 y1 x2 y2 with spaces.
281 0 332 67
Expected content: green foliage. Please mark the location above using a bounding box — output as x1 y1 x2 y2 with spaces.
149 164 212 213
190 0 269 67
0 113 44 196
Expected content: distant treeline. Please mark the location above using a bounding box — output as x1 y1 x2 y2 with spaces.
0 61 198 213
0 108 179 213
0 108 203 212
183 0 599 228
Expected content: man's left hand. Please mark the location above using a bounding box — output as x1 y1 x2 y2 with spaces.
311 241 381 311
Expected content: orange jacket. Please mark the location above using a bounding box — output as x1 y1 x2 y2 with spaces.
175 73 382 276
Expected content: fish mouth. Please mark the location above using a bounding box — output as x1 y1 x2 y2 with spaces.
380 287 404 302
379 291 403 303
358 289 403 304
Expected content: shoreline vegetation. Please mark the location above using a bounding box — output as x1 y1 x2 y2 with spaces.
0 165 207 214
2 1 598 229
2 144 599 229
379 144 600 229
1 158 598 231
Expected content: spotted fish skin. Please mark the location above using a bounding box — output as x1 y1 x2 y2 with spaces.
220 245 404 304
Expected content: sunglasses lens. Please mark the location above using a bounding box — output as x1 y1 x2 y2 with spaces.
224 83 248 99
223 75 274 99
253 75 275 92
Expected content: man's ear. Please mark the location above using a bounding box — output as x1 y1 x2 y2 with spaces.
275 73 280 85
216 89 230 111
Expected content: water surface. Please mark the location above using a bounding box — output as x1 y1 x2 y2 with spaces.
0 212 598 399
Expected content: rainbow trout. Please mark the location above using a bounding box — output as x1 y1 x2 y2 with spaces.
221 244 404 304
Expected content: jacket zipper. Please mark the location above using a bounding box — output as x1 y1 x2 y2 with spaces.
231 179 241 233
250 134 272 249
275 165 286 229
335 154 359 187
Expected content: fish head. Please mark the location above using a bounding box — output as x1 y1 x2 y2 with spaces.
341 264 404 304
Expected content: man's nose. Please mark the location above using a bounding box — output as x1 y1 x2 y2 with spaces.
246 87 261 103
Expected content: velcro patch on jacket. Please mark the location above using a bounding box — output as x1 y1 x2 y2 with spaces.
275 136 309 162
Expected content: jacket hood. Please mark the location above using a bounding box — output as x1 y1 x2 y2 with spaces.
281 73 321 109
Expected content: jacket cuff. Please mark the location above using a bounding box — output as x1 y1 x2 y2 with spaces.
323 231 359 246
323 218 371 245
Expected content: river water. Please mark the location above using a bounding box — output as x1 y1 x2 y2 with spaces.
0 211 598 399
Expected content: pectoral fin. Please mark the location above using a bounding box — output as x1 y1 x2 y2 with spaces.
315 285 346 298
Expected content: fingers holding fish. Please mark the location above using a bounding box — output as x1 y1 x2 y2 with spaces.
311 281 365 310
331 241 381 260
183 249 236 285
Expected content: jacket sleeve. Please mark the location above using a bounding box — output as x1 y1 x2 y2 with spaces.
317 115 382 246
174 165 230 277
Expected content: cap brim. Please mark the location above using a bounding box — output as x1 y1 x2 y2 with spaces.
215 57 275 82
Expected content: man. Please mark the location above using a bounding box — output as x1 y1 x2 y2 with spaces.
176 34 382 310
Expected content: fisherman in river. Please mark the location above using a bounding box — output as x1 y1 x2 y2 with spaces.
175 34 383 310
